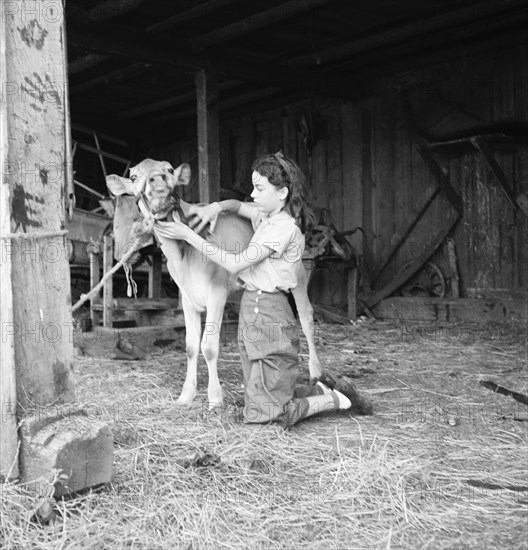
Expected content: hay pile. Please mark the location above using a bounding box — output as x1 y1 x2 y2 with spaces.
1 319 527 549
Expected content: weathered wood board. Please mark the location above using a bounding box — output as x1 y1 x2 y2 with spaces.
373 296 528 324
1 1 75 479
367 187 460 309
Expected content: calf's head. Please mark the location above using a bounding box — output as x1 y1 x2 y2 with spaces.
106 159 191 260
107 159 191 217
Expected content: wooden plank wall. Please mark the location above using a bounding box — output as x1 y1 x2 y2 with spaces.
445 46 527 296
151 43 528 307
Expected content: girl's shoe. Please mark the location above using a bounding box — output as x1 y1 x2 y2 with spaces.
318 372 339 389
318 372 373 416
334 375 373 416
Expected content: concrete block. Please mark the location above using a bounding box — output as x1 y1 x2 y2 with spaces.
19 407 113 494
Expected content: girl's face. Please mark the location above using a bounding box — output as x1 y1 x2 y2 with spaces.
250 170 288 216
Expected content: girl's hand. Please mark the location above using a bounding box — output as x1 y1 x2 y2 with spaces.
154 220 193 241
187 202 221 233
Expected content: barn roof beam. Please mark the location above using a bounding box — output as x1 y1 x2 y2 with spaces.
68 24 202 71
189 0 335 49
69 53 109 75
116 89 198 119
147 87 283 125
67 24 358 98
68 0 149 23
71 124 128 147
70 62 149 95
146 0 240 34
351 27 528 97
116 80 242 120
213 52 356 98
327 8 528 78
286 0 528 67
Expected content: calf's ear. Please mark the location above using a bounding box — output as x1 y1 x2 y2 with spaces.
106 174 136 196
175 163 191 186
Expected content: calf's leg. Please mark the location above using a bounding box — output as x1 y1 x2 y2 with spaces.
177 295 202 406
201 294 228 409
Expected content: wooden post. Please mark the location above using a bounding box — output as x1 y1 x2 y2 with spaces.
347 266 357 321
196 66 221 202
0 12 19 478
103 235 114 327
0 0 74 412
149 253 162 299
88 244 101 326
342 103 363 255
0 2 112 488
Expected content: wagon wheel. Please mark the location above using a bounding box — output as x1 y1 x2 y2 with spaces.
400 262 446 297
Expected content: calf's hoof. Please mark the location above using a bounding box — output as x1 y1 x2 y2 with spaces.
176 388 196 408
207 400 224 412
207 389 224 412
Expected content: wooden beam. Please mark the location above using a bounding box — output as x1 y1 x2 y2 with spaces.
217 87 283 112
67 24 201 71
214 55 356 98
75 142 131 164
367 210 459 308
89 247 101 327
70 62 148 94
196 67 221 202
117 80 241 120
145 86 283 126
374 182 441 281
72 124 128 147
68 0 148 23
286 0 528 67
348 266 357 321
471 137 521 211
0 4 114 490
118 89 198 120
190 0 336 49
68 24 357 99
0 13 19 480
417 147 463 215
132 89 298 146
3 1 76 411
146 0 239 34
103 235 114 328
373 296 528 324
331 27 528 106
87 0 148 21
324 8 528 81
148 254 163 299
217 90 299 120
69 53 109 75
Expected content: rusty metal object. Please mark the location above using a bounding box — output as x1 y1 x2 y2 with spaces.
400 261 446 297
305 219 358 261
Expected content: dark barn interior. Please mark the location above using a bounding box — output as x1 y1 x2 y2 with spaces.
65 0 528 323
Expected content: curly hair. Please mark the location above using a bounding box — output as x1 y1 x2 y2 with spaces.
251 151 316 234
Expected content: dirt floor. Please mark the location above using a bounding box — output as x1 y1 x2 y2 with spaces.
4 317 527 549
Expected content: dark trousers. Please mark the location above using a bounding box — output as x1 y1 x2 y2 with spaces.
238 290 320 428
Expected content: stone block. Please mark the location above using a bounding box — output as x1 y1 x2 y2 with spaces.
19 407 113 494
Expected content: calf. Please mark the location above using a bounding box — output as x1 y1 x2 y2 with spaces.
107 159 321 409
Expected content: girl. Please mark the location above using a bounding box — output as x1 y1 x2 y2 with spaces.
154 152 372 428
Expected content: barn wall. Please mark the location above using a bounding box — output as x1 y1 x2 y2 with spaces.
151 42 528 307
